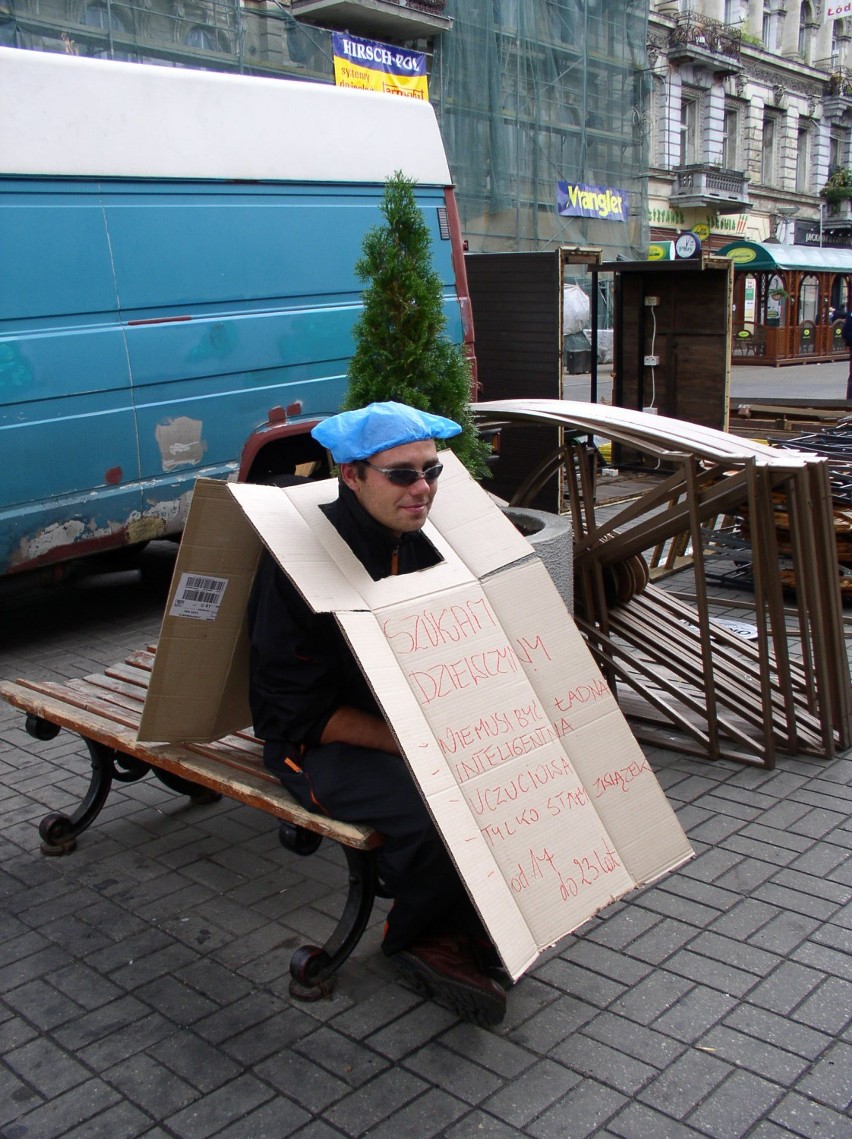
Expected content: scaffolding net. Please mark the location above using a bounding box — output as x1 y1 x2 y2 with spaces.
435 0 650 257
2 0 648 259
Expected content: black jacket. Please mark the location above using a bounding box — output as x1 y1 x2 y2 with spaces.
247 481 441 770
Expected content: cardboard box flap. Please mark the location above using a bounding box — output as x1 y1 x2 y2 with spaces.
338 609 553 980
481 561 694 883
138 479 260 742
428 451 537 577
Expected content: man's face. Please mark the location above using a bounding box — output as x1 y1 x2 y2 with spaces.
340 439 440 537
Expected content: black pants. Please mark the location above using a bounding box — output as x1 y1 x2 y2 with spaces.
271 742 485 955
847 352 852 400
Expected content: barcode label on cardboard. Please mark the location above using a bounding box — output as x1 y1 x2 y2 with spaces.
169 572 228 621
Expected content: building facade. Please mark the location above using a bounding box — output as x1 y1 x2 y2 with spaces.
647 0 852 253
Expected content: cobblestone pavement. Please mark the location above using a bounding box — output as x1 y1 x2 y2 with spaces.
0 543 850 1139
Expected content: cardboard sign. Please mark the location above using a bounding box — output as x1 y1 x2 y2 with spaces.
139 455 692 979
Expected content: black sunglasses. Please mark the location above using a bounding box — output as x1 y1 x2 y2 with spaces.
363 461 444 487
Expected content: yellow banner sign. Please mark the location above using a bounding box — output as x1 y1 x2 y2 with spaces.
332 32 428 101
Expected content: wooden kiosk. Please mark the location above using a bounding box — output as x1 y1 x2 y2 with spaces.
719 240 852 366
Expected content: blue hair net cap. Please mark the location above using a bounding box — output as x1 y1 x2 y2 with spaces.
311 401 462 463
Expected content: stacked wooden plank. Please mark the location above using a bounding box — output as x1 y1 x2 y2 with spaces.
473 399 852 768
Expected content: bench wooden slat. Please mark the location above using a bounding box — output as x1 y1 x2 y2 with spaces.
0 678 380 851
66 677 148 715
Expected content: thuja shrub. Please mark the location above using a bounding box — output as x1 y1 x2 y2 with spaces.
344 171 489 477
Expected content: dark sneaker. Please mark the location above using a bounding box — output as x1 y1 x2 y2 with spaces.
393 933 508 1027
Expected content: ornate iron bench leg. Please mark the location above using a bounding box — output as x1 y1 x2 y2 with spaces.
35 733 119 856
28 717 221 855
288 845 379 1001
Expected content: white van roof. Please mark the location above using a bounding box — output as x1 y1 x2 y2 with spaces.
0 46 452 186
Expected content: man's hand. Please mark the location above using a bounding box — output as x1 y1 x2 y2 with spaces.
320 706 400 755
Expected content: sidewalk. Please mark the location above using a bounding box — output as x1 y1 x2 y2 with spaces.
564 358 850 405
1 502 850 1135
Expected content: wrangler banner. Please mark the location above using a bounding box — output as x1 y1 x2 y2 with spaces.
557 181 629 223
332 32 428 101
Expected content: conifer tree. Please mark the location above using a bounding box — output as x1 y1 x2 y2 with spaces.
344 172 489 477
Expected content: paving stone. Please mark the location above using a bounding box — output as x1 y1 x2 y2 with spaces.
724 1004 833 1062
687 1069 785 1138
791 940 852 982
700 1024 812 1084
0 1064 43 1128
508 992 598 1052
637 1048 732 1118
149 1029 244 1093
4 1035 92 1099
444 1109 537 1138
480 1057 580 1128
402 1041 505 1105
77 1010 175 1072
606 970 694 1027
1 1076 122 1139
526 1078 626 1139
791 976 852 1036
321 1066 429 1136
365 999 458 1060
3 977 86 1032
104 1052 199 1116
746 961 827 1016
533 956 628 1008
58 1099 159 1139
163 1074 276 1139
633 887 729 930
555 1033 658 1096
212 1095 312 1138
747 909 823 956
132 974 220 1027
359 1087 469 1139
607 1100 710 1138
660 948 760 998
769 1090 852 1138
563 1011 685 1070
575 905 662 952
564 937 655 987
651 984 740 1043
686 930 784 977
794 1040 852 1111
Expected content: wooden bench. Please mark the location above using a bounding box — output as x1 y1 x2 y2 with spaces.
0 648 383 1002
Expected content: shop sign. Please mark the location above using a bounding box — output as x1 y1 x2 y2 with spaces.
648 241 674 261
724 246 757 264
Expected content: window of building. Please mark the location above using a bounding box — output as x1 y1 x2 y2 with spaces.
798 3 813 62
762 2 774 50
761 113 777 185
831 21 844 71
796 126 811 192
680 94 698 166
831 129 850 174
81 1 131 60
722 107 739 170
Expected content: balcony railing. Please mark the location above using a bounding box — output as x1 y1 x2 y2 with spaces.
671 164 750 213
668 13 742 75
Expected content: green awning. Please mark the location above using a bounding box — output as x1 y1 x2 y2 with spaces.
718 240 852 273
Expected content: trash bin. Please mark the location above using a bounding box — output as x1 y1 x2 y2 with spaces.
566 349 592 374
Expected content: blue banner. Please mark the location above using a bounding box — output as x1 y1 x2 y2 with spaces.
557 181 628 223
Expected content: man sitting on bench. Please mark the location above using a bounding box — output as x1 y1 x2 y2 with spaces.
247 402 508 1027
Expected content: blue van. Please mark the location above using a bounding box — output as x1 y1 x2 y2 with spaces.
0 46 474 579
